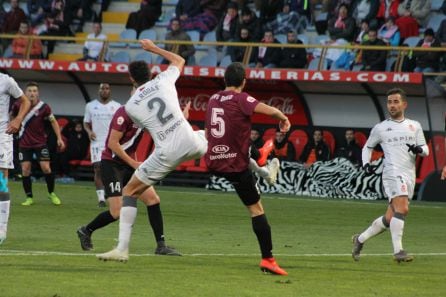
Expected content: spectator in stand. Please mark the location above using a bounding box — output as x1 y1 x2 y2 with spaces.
175 0 202 23
1 0 27 34
413 28 441 73
265 1 306 35
36 11 72 57
279 30 307 68
180 0 227 38
227 27 253 63
335 128 362 166
436 19 446 74
352 0 379 27
361 28 387 71
235 6 262 41
215 2 239 42
271 130 296 162
126 0 162 36
12 21 43 59
249 30 281 68
377 16 400 46
396 0 431 40
327 4 356 42
309 0 331 23
299 129 330 168
80 22 107 61
28 0 52 26
355 19 370 44
376 0 399 26
162 18 195 65
249 128 264 161
258 0 284 26
63 0 95 33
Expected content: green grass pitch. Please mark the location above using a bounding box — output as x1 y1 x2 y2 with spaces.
1 181 446 297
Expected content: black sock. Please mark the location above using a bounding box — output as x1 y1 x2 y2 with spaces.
22 176 33 198
44 173 55 193
86 210 117 233
252 214 273 259
147 203 165 244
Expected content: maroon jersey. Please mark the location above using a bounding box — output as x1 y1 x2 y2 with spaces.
205 90 260 172
12 100 52 148
101 106 143 165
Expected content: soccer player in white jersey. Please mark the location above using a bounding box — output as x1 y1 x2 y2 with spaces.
96 39 207 262
0 73 31 244
352 88 429 263
83 83 121 207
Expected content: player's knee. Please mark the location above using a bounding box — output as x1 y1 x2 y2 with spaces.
109 207 120 219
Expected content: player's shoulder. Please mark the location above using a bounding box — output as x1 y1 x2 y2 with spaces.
85 99 98 107
109 100 121 107
405 118 422 128
0 72 14 84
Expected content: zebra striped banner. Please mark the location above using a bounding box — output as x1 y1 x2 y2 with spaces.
207 158 385 200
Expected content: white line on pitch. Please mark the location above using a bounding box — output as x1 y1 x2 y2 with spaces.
1 250 446 257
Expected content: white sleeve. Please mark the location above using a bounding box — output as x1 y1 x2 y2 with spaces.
415 122 429 157
84 103 91 123
7 76 24 99
362 126 380 165
157 65 180 84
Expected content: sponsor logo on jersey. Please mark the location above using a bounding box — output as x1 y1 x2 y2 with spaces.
209 152 237 160
211 145 229 154
156 118 184 141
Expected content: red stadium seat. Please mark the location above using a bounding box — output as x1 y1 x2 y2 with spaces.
57 117 69 130
288 129 308 160
176 159 196 171
135 132 154 162
262 128 277 142
354 131 367 148
322 130 335 157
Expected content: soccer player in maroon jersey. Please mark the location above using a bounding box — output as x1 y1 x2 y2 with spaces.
77 105 180 255
204 62 291 275
11 82 65 206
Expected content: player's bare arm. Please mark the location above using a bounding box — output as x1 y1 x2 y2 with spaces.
139 39 185 72
253 103 290 132
7 94 31 134
49 114 66 151
83 121 96 141
108 129 140 169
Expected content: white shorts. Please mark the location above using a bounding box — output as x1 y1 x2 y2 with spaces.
382 174 415 201
90 143 105 164
135 131 207 186
0 136 14 169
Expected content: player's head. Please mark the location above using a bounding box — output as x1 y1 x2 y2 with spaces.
129 61 151 87
386 88 407 120
25 81 39 102
224 62 246 89
98 83 111 101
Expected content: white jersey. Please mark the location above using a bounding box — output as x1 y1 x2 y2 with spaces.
0 73 23 134
364 118 428 179
125 66 199 156
84 99 121 146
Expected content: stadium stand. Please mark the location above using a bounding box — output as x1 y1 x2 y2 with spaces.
322 130 335 157
262 128 277 143
288 129 309 160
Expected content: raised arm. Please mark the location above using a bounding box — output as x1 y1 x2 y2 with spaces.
139 39 185 72
254 102 290 133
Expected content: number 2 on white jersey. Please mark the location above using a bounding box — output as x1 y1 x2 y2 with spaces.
211 108 225 138
148 97 174 125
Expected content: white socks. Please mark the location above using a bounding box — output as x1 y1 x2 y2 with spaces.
390 215 405 254
117 197 138 252
96 189 105 202
0 200 10 240
249 158 269 178
358 216 388 243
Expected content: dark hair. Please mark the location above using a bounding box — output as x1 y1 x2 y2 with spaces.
241 6 252 16
224 62 245 87
26 81 39 89
129 61 151 86
424 28 435 37
387 87 407 101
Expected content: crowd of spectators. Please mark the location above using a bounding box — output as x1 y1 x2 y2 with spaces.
1 0 445 72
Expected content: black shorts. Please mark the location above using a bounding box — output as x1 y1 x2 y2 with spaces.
19 146 51 162
101 159 134 198
214 169 260 206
